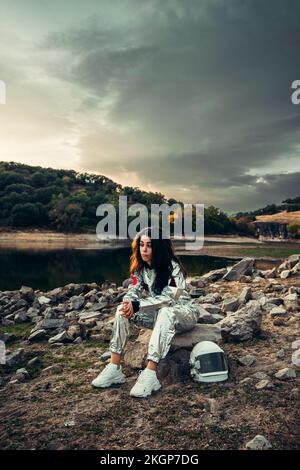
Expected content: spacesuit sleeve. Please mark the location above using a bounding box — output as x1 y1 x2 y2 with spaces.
158 261 187 300
122 269 144 303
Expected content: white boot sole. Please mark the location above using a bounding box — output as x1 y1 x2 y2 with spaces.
91 376 126 388
130 382 161 398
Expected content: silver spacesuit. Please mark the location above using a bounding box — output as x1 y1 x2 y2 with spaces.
109 260 200 363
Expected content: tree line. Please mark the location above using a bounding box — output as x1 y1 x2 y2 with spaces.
0 161 254 235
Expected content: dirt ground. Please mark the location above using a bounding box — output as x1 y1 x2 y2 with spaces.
0 276 299 450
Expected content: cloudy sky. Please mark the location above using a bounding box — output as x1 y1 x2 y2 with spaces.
0 0 300 213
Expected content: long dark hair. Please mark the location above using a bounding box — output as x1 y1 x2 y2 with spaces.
129 226 187 295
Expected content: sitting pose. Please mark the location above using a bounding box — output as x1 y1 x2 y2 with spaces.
91 226 200 398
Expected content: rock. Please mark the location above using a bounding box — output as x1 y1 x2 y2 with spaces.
20 286 34 302
122 277 132 289
255 380 273 390
223 258 254 282
238 287 252 305
283 293 299 312
5 348 24 368
200 268 227 283
291 261 300 274
280 270 291 279
171 324 222 350
274 368 296 380
124 323 221 371
67 324 86 339
34 319 67 331
264 267 278 279
124 329 152 369
189 278 207 288
240 377 253 385
41 364 63 375
288 286 300 295
27 357 41 367
14 368 30 382
276 349 285 359
262 297 283 306
222 297 240 313
49 342 65 348
69 296 85 310
26 307 40 319
245 435 272 450
190 288 205 298
73 337 83 344
156 349 191 385
239 275 252 283
79 306 107 320
262 302 281 313
90 324 113 342
14 311 29 323
238 355 256 367
64 420 75 427
252 373 270 381
197 293 222 304
270 306 288 318
196 306 223 324
253 276 265 283
89 334 104 342
43 307 58 319
2 319 15 326
100 351 111 362
28 329 48 342
38 296 51 305
48 331 73 344
205 398 220 416
220 301 262 342
273 319 287 327
200 304 223 315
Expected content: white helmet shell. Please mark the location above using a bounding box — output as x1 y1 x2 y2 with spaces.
189 341 228 383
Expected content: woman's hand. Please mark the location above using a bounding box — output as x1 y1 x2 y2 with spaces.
120 300 134 319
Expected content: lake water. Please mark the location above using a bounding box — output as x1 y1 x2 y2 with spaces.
0 247 236 291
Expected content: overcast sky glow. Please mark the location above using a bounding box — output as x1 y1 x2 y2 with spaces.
0 0 300 213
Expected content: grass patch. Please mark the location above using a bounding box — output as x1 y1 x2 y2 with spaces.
0 323 33 341
233 246 300 258
82 340 108 349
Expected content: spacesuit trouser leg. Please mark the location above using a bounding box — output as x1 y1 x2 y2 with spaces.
147 304 199 363
109 304 130 355
109 299 165 354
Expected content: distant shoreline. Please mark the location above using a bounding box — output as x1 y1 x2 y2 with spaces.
0 228 261 245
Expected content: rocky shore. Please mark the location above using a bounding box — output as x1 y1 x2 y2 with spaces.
0 255 299 450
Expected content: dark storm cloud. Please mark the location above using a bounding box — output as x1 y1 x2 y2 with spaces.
39 0 300 211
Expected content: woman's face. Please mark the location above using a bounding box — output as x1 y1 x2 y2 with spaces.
139 235 152 265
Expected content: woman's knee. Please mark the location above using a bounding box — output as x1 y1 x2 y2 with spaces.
156 306 175 325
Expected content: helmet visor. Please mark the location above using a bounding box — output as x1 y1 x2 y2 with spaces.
197 352 228 374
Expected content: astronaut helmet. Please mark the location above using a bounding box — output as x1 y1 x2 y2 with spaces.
189 341 228 383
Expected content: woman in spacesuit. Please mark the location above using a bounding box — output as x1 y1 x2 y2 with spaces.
91 226 200 398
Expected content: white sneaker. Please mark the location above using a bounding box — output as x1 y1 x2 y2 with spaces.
130 368 161 398
91 363 126 388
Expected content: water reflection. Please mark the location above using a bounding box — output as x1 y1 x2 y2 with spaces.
0 248 235 291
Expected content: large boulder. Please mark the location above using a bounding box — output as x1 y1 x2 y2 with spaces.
223 258 254 281
123 324 222 384
200 268 228 283
220 300 262 342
